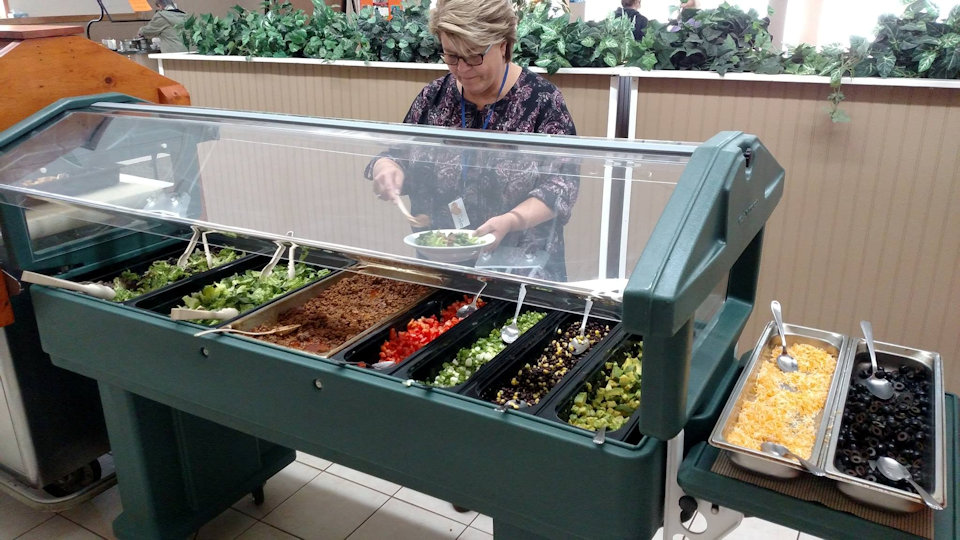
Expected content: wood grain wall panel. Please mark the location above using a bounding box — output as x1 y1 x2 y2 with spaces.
541 73 612 137
634 78 960 394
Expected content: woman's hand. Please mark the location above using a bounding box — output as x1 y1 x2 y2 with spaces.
474 212 523 250
371 158 405 201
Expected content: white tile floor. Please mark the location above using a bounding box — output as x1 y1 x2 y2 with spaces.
0 452 815 540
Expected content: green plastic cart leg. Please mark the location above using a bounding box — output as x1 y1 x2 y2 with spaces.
97 382 295 539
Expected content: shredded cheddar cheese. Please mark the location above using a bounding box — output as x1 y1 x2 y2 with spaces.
726 343 837 459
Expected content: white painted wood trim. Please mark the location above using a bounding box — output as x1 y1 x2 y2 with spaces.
149 53 960 89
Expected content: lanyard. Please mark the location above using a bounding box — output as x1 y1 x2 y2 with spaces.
460 63 510 130
460 63 511 191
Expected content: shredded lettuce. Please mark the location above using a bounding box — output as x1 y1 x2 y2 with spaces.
179 263 330 324
112 248 241 302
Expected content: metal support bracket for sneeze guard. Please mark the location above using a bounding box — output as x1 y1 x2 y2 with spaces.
623 131 784 440
664 431 744 540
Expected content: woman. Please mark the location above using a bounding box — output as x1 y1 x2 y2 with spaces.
367 0 579 282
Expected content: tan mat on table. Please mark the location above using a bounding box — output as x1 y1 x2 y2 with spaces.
711 451 933 538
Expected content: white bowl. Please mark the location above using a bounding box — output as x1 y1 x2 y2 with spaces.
403 229 495 264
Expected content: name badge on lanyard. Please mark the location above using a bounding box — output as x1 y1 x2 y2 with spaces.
449 197 470 229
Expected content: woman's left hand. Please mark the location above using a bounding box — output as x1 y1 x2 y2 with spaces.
474 212 522 250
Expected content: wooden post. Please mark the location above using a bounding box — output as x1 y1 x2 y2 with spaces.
0 26 191 131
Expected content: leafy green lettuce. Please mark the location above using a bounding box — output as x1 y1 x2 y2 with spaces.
179 263 330 324
112 248 242 302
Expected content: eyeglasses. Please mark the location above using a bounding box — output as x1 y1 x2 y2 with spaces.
442 43 494 67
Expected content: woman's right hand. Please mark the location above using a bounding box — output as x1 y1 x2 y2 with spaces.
371 158 405 201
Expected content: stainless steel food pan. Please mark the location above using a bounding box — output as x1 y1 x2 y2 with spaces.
709 321 848 479
227 271 433 359
823 339 946 513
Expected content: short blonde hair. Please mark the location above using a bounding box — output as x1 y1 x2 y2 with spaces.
429 0 518 62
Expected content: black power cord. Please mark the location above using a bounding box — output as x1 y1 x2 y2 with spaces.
85 0 115 40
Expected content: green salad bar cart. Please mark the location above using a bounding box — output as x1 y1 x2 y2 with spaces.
0 94 954 539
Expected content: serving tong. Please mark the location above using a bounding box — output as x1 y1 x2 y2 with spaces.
170 307 239 321
20 271 116 300
394 195 431 228
177 226 218 269
20 226 232 302
171 232 301 322
260 232 300 280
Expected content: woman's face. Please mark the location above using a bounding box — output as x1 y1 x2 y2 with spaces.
440 34 506 97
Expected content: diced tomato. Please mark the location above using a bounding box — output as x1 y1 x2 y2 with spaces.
377 295 485 365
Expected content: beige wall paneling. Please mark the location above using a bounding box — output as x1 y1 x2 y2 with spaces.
539 72 613 138
163 60 440 122
631 76 960 394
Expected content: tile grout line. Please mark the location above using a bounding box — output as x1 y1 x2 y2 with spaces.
57 512 109 539
296 460 489 534
232 467 323 522
310 470 474 540
12 513 58 540
342 484 393 540
455 526 483 540
323 468 400 498
244 468 324 537
228 513 259 540
300 458 478 525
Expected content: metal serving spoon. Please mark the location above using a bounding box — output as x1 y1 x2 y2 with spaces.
570 298 594 355
875 456 943 510
761 442 825 476
456 281 487 318
860 321 895 400
501 284 527 344
770 300 798 372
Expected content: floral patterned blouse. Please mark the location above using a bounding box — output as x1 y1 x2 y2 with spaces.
368 67 579 281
